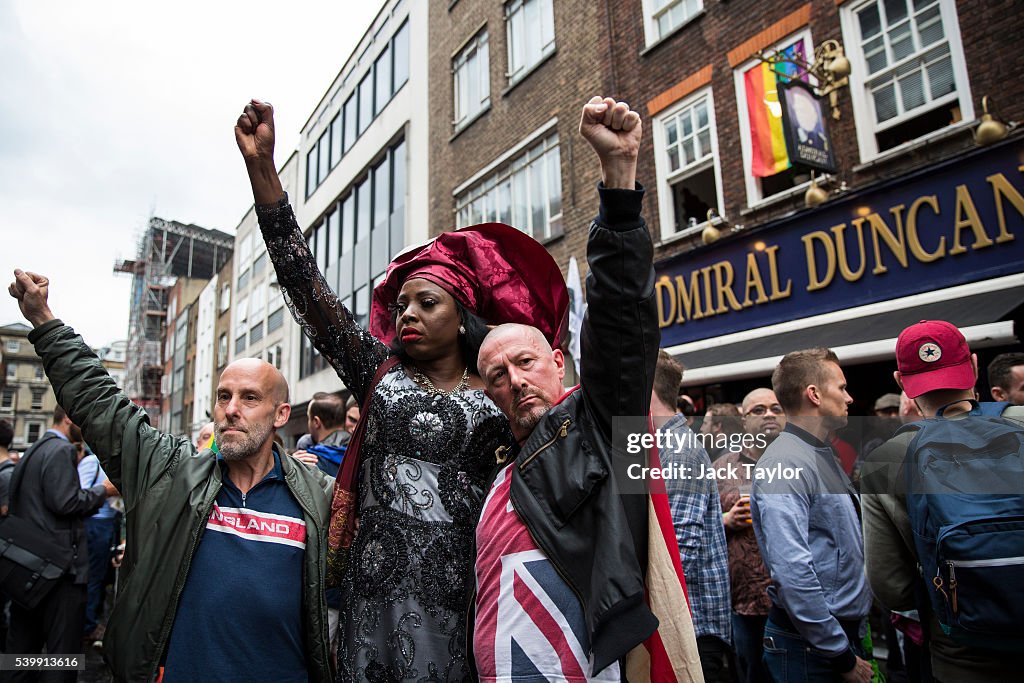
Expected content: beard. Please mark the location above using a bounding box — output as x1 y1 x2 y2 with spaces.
511 389 553 434
215 419 274 461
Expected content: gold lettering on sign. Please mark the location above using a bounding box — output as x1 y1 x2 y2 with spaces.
655 277 676 328
950 184 994 255
742 252 769 307
987 170 1024 244
830 222 866 282
906 195 944 262
712 262 744 314
677 272 705 323
700 266 716 318
867 210 909 275
766 245 792 301
802 231 836 292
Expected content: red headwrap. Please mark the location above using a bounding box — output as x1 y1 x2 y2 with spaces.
370 223 569 349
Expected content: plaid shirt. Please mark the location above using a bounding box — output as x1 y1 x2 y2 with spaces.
659 414 732 643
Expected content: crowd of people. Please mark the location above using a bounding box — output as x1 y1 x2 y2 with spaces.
2 96 1022 683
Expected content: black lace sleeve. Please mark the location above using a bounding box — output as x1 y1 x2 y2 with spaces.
255 194 391 404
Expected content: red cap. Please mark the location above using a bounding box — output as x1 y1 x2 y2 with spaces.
895 320 975 399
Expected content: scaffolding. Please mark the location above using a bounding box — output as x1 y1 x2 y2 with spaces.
114 217 233 424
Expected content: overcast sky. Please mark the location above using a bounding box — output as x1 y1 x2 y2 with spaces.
0 0 386 347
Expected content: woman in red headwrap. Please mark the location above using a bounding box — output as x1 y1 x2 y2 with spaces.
236 100 567 682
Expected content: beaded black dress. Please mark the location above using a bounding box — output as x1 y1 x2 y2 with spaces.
256 199 512 682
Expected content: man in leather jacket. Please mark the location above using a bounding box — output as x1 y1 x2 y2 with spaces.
473 97 660 679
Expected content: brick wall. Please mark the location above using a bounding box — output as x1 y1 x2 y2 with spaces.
428 0 1024 279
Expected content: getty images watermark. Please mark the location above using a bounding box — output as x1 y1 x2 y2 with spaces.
623 429 803 483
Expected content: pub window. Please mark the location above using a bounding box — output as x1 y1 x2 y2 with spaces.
653 88 724 239
840 0 973 160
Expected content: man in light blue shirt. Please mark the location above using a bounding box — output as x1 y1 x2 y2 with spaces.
750 348 873 683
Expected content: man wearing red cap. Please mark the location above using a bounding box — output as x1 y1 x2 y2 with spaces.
862 320 1019 681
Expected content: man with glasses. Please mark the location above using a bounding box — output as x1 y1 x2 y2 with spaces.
715 389 784 683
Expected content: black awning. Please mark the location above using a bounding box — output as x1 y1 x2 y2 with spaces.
676 286 1024 370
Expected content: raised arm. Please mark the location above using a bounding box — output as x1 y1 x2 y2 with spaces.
235 99 389 402
9 270 185 506
576 98 659 439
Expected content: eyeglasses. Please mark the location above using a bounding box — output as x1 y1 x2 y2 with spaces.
746 404 783 416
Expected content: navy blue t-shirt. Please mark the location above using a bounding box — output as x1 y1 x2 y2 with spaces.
163 452 308 682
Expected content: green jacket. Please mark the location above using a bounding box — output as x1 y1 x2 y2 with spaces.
30 320 334 683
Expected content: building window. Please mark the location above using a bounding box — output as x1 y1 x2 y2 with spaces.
841 0 972 160
455 132 562 241
237 268 250 292
267 307 285 334
329 113 343 169
218 333 228 368
26 422 42 443
733 30 815 206
34 365 44 380
506 0 555 84
393 20 410 93
325 138 406 304
5 363 15 380
5 340 18 353
300 335 328 379
267 344 282 370
343 93 357 154
453 30 490 130
253 251 267 277
220 284 231 313
643 0 703 45
249 322 264 345
358 72 373 136
30 388 44 410
306 148 318 199
1 388 14 410
653 89 724 238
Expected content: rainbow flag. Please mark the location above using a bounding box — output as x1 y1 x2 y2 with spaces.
744 41 805 178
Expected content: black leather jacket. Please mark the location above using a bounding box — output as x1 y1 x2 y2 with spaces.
507 184 661 674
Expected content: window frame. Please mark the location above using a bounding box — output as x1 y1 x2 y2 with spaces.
732 28 816 208
839 0 973 162
651 87 726 241
640 0 704 48
453 29 491 131
505 0 555 86
454 130 563 242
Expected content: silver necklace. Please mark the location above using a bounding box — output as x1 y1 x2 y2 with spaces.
413 367 469 396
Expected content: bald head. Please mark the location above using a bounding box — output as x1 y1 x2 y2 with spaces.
221 358 289 404
740 387 785 442
214 358 291 462
478 323 566 442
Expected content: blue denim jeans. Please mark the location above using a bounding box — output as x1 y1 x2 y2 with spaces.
762 616 865 683
84 516 117 635
733 612 771 683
